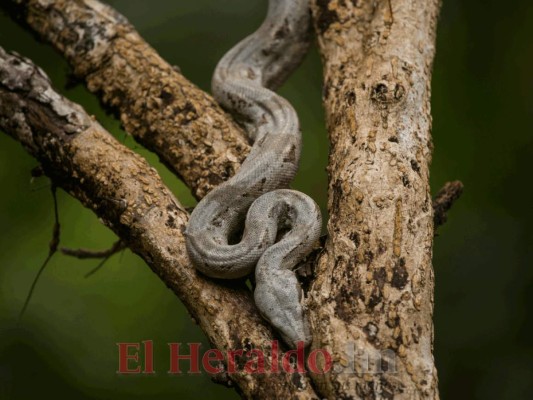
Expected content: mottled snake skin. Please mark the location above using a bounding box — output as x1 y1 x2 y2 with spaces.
185 0 322 348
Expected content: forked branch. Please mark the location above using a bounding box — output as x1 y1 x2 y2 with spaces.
0 48 318 399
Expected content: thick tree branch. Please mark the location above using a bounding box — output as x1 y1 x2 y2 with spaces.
2 1 324 397
4 0 251 199
0 48 318 400
2 0 448 397
307 1 441 398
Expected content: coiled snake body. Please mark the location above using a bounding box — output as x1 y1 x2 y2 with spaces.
185 0 321 348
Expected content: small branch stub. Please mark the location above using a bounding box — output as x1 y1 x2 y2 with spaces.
433 181 464 228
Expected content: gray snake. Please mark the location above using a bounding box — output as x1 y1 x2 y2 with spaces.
185 0 321 348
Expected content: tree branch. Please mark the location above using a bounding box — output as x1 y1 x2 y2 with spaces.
2 1 324 397
2 0 448 397
433 181 464 228
0 48 318 400
61 239 126 259
19 184 59 318
308 0 442 398
3 0 251 199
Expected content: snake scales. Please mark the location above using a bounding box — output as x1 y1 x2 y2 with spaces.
185 0 321 348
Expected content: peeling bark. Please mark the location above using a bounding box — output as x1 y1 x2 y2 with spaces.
308 0 441 398
4 0 251 199
0 48 318 400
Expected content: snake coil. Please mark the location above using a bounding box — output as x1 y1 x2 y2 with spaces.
185 0 321 348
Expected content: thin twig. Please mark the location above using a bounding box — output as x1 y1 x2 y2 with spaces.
19 185 60 319
84 253 116 278
61 239 127 278
61 240 126 259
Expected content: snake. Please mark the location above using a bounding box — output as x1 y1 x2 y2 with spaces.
185 0 321 348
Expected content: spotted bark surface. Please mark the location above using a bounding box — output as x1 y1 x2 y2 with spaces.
1 0 444 398
307 0 441 398
5 0 250 199
0 47 318 400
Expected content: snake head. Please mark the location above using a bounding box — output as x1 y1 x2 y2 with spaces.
254 267 311 348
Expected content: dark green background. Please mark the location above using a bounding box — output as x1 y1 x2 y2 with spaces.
0 0 531 399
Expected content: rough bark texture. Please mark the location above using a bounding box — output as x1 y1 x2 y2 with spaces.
0 48 318 400
5 0 251 199
0 0 445 398
307 0 441 398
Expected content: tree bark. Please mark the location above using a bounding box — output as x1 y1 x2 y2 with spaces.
1 0 443 398
307 0 441 398
0 48 318 400
5 0 250 199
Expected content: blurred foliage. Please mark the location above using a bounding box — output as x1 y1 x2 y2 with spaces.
0 0 531 399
